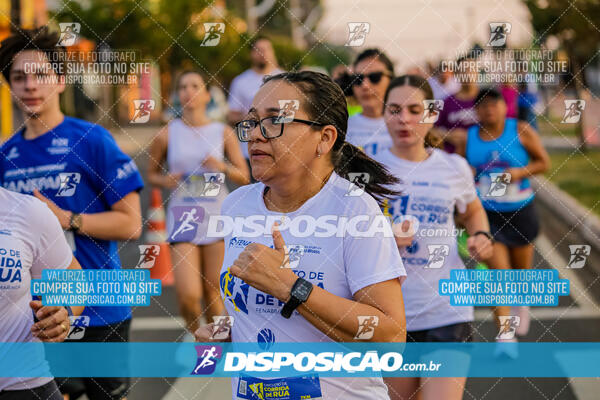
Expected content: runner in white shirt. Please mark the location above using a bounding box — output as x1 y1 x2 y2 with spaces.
227 36 284 160
148 70 249 337
195 71 407 399
0 187 83 399
376 75 493 400
346 49 394 157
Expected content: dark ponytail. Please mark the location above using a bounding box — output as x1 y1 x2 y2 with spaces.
384 74 444 149
263 71 400 206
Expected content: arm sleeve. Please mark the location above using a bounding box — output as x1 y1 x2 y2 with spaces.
91 127 144 206
452 154 478 213
343 198 406 295
31 201 73 279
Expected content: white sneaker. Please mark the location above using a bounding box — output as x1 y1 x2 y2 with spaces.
516 306 530 336
494 337 519 359
175 332 195 366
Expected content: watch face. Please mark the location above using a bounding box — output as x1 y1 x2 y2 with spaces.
293 280 313 300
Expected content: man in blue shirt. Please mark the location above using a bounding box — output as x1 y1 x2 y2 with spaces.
0 27 143 400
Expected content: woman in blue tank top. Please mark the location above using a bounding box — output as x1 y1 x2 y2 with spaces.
459 88 550 340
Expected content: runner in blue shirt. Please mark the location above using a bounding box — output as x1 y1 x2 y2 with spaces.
0 27 143 400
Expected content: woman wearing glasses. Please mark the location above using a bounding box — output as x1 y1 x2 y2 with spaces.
195 71 407 399
147 70 249 341
346 48 394 157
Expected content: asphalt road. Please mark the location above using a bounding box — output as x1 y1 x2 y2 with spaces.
109 131 600 400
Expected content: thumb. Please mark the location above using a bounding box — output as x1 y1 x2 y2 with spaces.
271 222 286 252
29 300 43 311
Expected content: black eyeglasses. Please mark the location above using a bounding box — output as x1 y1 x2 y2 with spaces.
351 71 391 86
235 116 326 142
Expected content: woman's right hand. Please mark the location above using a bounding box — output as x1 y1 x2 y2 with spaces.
162 173 183 190
194 323 231 342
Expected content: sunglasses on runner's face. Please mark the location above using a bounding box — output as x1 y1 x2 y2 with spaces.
351 71 391 86
235 116 327 142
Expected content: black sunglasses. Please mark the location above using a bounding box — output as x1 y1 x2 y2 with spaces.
351 71 392 86
235 116 327 142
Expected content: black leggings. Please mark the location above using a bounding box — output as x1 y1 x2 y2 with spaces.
0 380 63 400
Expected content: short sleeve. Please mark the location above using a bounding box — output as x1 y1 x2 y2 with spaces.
227 76 247 112
451 154 478 214
31 200 73 279
343 197 406 295
91 127 144 206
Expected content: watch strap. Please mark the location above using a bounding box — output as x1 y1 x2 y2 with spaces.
69 213 81 232
473 230 493 242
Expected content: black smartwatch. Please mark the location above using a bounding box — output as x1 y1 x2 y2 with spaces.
281 278 313 319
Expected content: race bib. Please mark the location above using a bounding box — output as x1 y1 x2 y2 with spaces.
236 375 322 400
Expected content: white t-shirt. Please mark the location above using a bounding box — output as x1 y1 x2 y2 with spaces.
219 173 405 400
374 149 476 331
0 187 73 391
227 68 284 159
345 114 392 157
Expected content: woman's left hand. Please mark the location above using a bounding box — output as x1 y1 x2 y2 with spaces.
229 225 298 303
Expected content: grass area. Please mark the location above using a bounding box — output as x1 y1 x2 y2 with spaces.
537 118 578 137
546 150 600 217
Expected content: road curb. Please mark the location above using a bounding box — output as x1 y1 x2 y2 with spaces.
532 176 600 266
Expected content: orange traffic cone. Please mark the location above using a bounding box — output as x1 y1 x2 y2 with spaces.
146 188 174 286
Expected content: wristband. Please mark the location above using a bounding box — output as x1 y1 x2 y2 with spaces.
473 230 493 242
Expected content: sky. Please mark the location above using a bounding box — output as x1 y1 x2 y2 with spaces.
317 0 533 71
